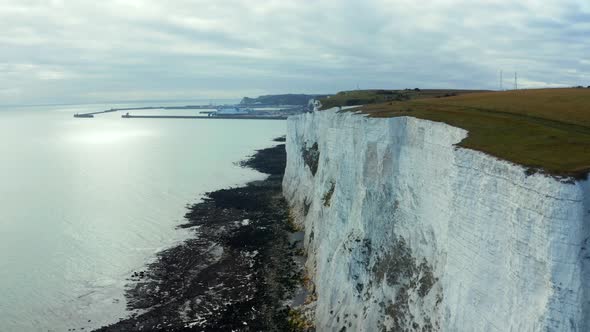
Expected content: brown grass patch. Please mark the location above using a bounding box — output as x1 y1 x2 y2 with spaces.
338 88 590 178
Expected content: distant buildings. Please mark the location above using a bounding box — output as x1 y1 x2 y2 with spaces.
215 107 251 115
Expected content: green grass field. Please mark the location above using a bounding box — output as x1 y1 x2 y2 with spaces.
323 88 590 178
319 89 488 109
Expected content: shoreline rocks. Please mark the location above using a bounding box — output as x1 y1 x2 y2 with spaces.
96 142 303 331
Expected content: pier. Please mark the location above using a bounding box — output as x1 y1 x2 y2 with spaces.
74 108 119 118
121 114 287 120
73 104 299 120
73 105 238 118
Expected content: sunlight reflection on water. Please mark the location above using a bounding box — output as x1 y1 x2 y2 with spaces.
67 129 157 144
0 103 285 331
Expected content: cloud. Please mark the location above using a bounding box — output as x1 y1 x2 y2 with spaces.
0 0 589 105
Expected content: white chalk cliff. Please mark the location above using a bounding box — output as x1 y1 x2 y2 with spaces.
282 108 590 331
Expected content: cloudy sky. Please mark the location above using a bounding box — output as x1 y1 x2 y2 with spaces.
1 0 589 105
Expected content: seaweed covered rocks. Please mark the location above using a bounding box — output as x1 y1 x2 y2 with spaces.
97 142 303 332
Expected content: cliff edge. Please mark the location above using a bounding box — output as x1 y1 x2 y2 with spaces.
283 108 590 331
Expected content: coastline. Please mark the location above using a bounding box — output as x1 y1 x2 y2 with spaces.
95 137 304 331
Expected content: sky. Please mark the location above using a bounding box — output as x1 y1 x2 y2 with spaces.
1 0 589 105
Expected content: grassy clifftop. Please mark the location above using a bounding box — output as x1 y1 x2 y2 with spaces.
319 89 489 109
327 88 590 178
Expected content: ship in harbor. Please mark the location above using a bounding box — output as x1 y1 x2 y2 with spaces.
73 113 94 118
213 107 252 116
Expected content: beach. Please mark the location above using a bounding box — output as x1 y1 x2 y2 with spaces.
96 138 303 331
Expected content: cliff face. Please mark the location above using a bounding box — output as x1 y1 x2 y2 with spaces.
283 109 590 331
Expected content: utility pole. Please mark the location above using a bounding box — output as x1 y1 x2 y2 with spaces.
500 70 503 91
514 72 518 90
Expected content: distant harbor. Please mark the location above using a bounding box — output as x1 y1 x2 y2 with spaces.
121 114 287 120
73 104 311 120
72 94 326 121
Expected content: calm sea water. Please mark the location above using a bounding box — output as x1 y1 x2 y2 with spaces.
0 102 286 331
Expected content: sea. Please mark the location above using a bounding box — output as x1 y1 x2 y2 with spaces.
0 101 286 331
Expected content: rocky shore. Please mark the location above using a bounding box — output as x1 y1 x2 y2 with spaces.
96 138 303 331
